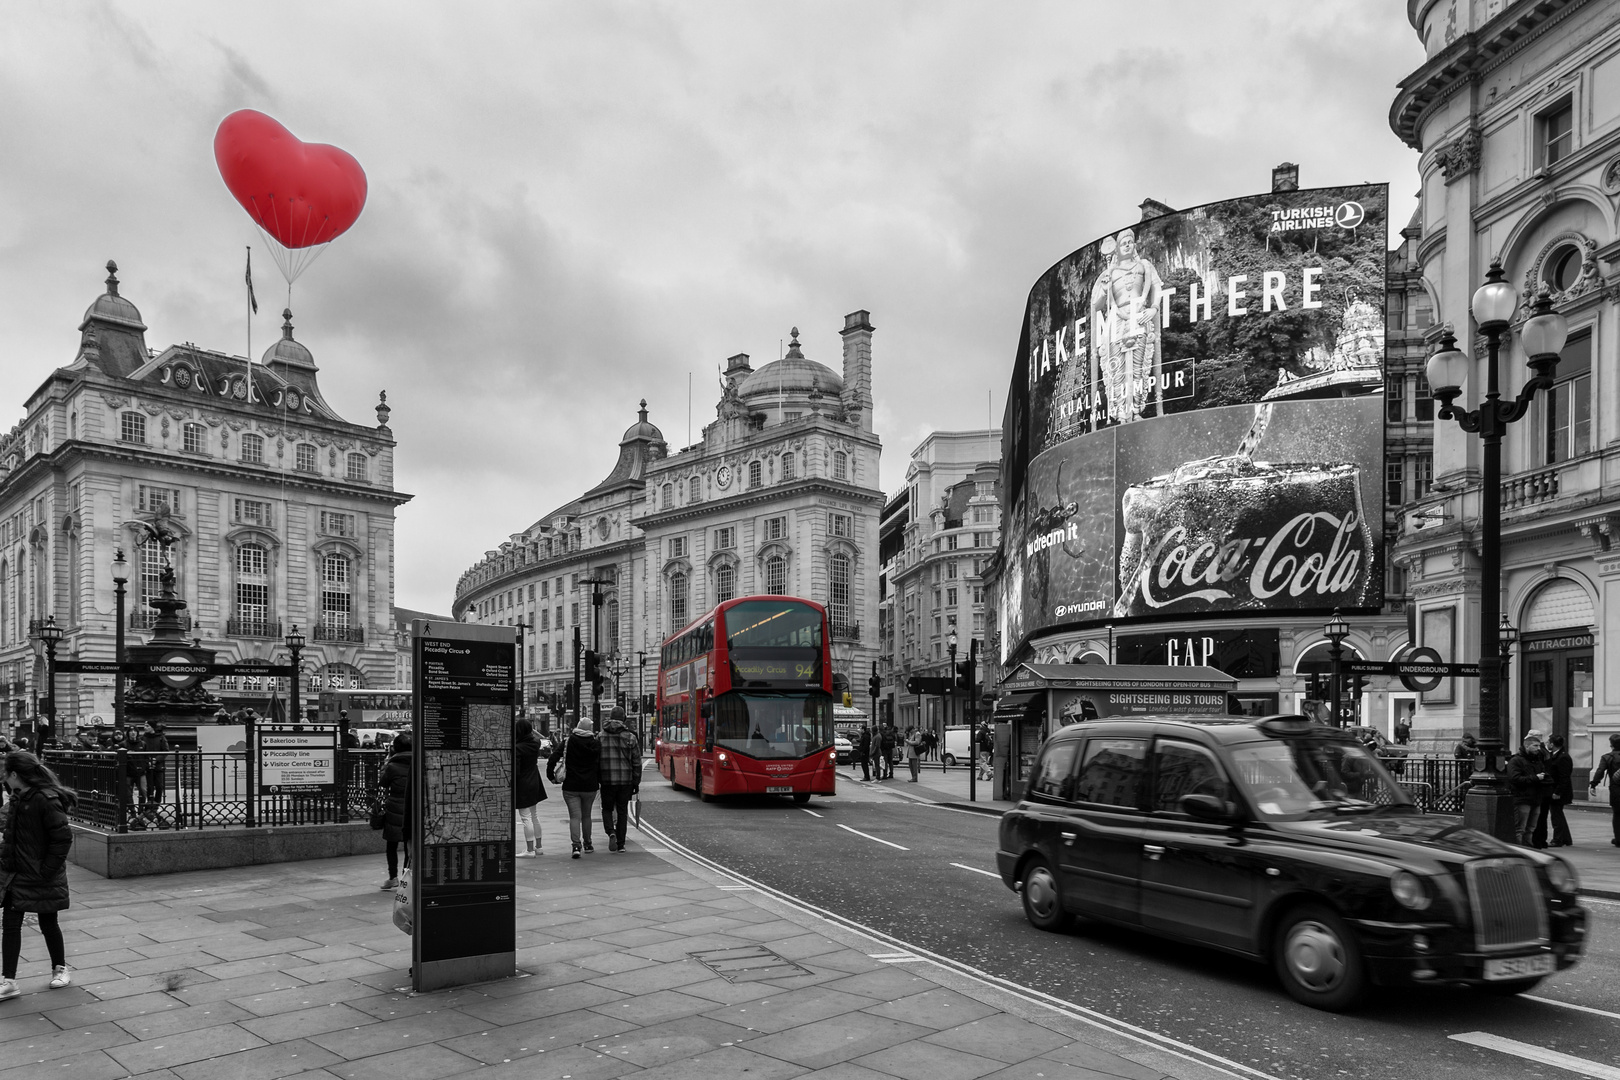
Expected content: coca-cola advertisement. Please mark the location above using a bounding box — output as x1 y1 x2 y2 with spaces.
1001 183 1388 658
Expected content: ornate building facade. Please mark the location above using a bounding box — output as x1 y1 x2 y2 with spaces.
1390 0 1620 775
0 262 410 744
454 312 884 716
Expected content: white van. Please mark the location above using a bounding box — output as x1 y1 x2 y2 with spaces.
942 725 976 766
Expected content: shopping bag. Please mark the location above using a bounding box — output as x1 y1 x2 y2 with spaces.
391 868 413 935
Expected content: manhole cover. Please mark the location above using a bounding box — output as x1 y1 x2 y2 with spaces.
688 945 811 982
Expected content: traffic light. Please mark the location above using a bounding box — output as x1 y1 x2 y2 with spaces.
584 650 603 695
955 659 974 688
564 683 577 711
842 692 853 708
1348 673 1369 699
868 672 881 699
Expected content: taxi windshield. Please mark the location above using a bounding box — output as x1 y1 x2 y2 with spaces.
711 691 834 760
1230 738 1413 820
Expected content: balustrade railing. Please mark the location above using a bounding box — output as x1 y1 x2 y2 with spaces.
314 623 365 643
1502 465 1561 511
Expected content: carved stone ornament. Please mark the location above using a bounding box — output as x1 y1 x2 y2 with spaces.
1580 516 1616 552
1603 157 1620 195
160 417 170 438
100 394 130 410
1524 233 1603 303
1438 128 1481 181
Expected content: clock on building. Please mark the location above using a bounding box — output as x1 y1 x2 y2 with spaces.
716 464 733 489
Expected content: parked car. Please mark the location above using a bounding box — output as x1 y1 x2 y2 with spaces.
834 734 853 765
996 713 1585 1011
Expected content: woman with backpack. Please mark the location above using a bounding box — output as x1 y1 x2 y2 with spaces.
0 752 77 1000
514 719 547 857
377 733 413 889
547 715 600 858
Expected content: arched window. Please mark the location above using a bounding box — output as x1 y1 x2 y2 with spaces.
662 483 674 508
765 554 787 596
829 552 851 629
346 453 368 481
0 559 8 646
240 432 263 464
236 544 269 635
833 451 848 481
606 597 620 648
748 460 761 488
670 572 689 629
321 554 351 631
715 563 736 603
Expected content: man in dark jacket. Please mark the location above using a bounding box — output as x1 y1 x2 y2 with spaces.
1535 735 1575 848
138 722 171 822
1506 734 1550 847
377 733 412 889
855 726 872 782
1589 732 1620 847
597 706 641 852
879 723 897 780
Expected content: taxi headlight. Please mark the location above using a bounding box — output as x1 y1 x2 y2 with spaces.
1546 857 1578 895
1390 870 1431 911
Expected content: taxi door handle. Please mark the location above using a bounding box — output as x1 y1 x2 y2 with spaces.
1061 831 1078 846
1143 844 1166 861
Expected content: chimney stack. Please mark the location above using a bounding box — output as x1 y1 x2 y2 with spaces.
839 310 874 432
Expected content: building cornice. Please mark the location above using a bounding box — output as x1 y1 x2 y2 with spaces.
634 478 882 529
455 537 641 608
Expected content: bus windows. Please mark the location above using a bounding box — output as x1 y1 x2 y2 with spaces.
712 692 833 759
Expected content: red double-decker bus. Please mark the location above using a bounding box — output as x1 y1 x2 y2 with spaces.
655 595 838 803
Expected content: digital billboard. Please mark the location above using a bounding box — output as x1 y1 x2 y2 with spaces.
1000 184 1389 662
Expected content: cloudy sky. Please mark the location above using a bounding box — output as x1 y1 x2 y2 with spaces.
1 2 1425 613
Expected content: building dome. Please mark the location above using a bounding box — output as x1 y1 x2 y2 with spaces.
737 328 842 403
262 308 316 369
621 399 664 444
80 260 146 330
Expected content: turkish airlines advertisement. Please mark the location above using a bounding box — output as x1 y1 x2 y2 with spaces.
1000 184 1389 661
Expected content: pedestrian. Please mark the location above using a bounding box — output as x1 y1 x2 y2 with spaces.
855 726 872 782
1506 732 1550 847
341 713 359 750
905 726 924 782
1588 733 1620 848
548 713 600 858
514 718 547 857
121 727 147 829
1394 705 1412 746
880 722 897 780
0 751 76 1000
977 722 995 780
377 733 412 889
597 706 641 852
1536 735 1574 848
138 721 170 823
1454 732 1478 760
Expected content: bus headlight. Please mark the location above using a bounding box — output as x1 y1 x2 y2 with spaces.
1390 870 1431 911
828 751 838 765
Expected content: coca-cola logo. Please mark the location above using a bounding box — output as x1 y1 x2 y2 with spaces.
1126 510 1367 612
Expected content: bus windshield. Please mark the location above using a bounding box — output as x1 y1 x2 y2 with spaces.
725 600 823 687
712 692 834 760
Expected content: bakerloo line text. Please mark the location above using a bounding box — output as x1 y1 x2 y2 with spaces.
1029 267 1326 387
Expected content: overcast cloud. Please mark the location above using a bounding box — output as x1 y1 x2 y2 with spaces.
0 2 1424 613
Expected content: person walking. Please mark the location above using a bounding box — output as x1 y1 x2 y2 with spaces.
597 706 641 853
377 733 412 889
879 723 897 780
548 714 600 858
1537 735 1574 848
138 722 170 824
904 726 924 782
1589 733 1620 847
0 752 76 1000
1506 733 1549 848
855 726 872 782
514 719 547 857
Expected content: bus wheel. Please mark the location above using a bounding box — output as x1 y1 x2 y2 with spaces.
793 792 810 805
697 768 714 802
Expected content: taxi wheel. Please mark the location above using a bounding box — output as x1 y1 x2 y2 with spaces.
1020 858 1070 932
793 792 811 804
1274 904 1366 1011
1477 976 1545 996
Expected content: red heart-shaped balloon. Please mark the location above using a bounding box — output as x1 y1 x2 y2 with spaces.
214 110 367 250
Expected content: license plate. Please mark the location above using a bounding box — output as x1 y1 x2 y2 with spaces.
1483 954 1555 981
766 785 793 794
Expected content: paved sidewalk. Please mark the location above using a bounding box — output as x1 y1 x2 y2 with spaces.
848 763 1620 899
0 800 1210 1080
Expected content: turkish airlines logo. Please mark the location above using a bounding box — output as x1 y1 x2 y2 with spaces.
1335 201 1365 229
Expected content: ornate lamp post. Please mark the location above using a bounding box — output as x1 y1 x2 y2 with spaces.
946 624 959 769
1499 614 1519 744
1425 264 1567 837
35 615 63 744
284 625 306 724
1323 609 1350 729
111 548 129 733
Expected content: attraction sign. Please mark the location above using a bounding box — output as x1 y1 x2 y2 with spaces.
1000 184 1389 660
410 620 516 992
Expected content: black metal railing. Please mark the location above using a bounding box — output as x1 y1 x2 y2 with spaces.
44 747 390 833
226 616 282 638
313 623 365 643
829 620 861 641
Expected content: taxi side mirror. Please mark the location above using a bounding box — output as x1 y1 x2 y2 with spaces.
1180 793 1239 822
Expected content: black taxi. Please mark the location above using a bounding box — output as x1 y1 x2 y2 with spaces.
995 714 1586 1011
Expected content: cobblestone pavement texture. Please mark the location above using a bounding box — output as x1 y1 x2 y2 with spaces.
0 797 1194 1080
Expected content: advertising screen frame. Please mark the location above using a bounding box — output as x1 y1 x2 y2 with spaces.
1001 183 1390 661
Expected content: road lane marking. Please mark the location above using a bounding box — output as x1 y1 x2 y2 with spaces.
1526 995 1620 1022
800 808 823 818
951 863 1000 879
1449 1031 1620 1079
638 821 1282 1080
836 824 908 850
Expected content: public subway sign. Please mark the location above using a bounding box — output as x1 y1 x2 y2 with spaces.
998 183 1389 662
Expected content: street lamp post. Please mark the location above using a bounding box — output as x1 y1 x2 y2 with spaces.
1499 614 1519 744
514 618 529 719
35 616 63 744
1426 264 1567 839
946 624 958 772
284 626 305 725
1323 610 1349 729
636 650 648 746
111 548 128 733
